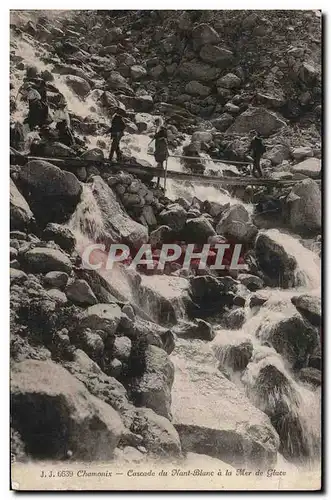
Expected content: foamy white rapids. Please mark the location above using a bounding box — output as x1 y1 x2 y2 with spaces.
262 228 321 290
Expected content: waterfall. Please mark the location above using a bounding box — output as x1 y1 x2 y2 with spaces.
262 229 321 291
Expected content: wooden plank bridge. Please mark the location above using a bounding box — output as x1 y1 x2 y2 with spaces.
10 151 320 189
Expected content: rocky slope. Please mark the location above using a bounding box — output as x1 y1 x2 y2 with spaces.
10 10 321 471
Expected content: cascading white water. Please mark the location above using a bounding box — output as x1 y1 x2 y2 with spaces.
262 228 321 291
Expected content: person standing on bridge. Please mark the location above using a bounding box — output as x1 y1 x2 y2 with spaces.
108 110 126 162
52 95 75 147
248 130 266 177
148 126 169 188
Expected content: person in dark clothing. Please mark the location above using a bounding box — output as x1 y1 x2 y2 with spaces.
10 121 25 151
108 112 126 161
148 126 169 188
35 79 49 125
248 131 266 177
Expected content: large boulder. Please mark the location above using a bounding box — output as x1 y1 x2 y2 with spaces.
199 45 233 67
266 144 290 166
178 61 220 82
237 273 264 291
138 275 190 326
132 408 181 456
291 294 321 327
257 315 320 368
189 275 238 316
227 107 286 136
42 223 76 253
130 345 174 420
192 23 220 50
18 160 82 224
134 317 176 355
79 303 122 339
64 75 91 98
172 343 279 467
255 231 297 288
216 204 257 243
173 319 214 341
10 179 33 231
91 176 148 248
22 247 72 274
38 142 76 158
11 360 124 460
43 271 69 289
290 158 321 179
184 216 216 244
66 279 98 306
287 179 321 233
291 147 314 161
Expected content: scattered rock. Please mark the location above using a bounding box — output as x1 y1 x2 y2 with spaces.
91 176 148 248
10 268 28 285
66 279 98 306
43 271 69 290
131 408 181 457
47 288 68 305
227 107 286 136
43 223 76 253
79 303 122 339
185 81 211 97
217 73 241 89
173 319 214 341
10 179 33 231
184 216 216 244
130 65 147 80
250 291 269 307
212 113 234 131
200 45 233 67
192 23 220 50
290 158 321 179
291 294 321 327
63 73 91 97
238 274 264 291
178 61 220 83
159 204 187 232
23 248 72 274
130 345 174 420
291 147 314 161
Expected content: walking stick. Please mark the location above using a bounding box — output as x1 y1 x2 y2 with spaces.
164 157 169 192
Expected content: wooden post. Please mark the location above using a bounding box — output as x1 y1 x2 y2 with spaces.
164 158 169 192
